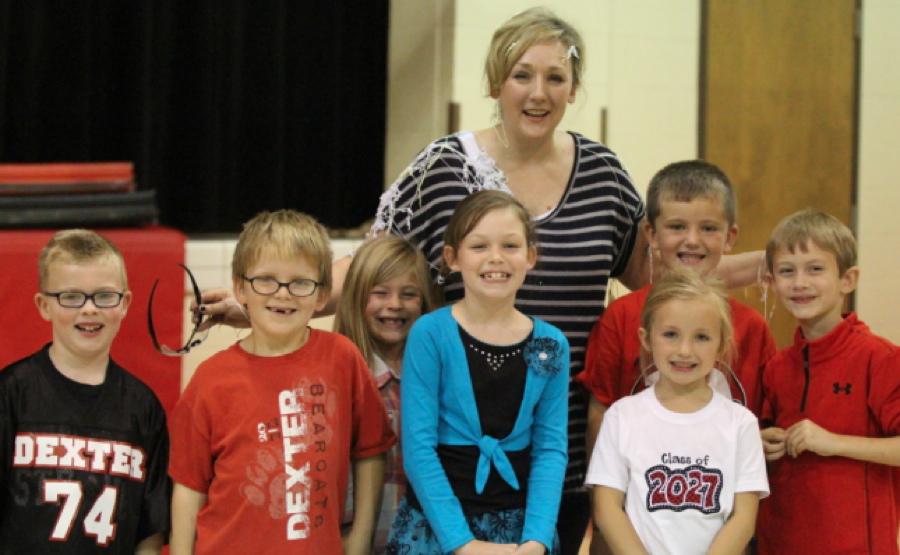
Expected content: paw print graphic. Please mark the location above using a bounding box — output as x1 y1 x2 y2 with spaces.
240 444 288 519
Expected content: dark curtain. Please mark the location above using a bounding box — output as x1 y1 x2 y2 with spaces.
0 1 388 233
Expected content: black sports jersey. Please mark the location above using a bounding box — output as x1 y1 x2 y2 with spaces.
0 345 170 554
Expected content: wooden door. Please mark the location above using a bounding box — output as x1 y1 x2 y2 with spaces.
701 0 858 346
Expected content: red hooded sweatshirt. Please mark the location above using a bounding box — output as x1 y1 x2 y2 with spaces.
757 313 900 555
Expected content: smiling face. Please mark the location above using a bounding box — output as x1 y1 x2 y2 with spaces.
494 40 576 143
444 207 537 303
364 271 424 360
640 297 723 394
35 256 131 367
771 240 857 340
647 196 737 277
235 252 327 354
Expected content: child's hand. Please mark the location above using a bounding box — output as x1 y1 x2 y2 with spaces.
786 419 837 458
454 539 518 555
513 540 546 554
760 426 787 461
194 287 249 330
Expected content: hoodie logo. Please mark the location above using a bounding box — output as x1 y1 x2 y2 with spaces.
832 382 852 395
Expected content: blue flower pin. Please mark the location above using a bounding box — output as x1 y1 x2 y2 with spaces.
524 337 563 377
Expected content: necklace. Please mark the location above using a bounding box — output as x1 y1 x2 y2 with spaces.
468 343 522 372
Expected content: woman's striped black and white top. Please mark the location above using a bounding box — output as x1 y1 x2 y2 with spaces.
371 131 644 492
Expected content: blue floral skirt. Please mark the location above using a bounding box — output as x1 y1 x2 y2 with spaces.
384 498 560 554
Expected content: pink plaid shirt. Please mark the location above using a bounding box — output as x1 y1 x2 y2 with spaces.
343 355 405 552
372 356 404 551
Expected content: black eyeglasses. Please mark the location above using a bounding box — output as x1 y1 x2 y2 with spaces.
42 290 125 309
148 264 209 356
241 275 321 297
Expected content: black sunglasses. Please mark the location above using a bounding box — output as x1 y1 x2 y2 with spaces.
148 264 209 356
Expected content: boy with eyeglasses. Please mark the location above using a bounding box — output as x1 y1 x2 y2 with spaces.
169 210 395 555
0 229 170 554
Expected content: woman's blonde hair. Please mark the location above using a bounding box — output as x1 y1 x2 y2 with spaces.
640 269 734 366
334 236 437 367
484 7 585 97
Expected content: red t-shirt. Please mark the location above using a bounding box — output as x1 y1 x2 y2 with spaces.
169 330 396 555
757 314 900 555
577 285 775 415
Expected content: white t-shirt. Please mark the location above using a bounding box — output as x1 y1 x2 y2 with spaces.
585 386 769 555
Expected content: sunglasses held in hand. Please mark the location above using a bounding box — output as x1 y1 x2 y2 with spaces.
148 264 210 356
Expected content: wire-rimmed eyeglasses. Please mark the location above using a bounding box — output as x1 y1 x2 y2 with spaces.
148 264 209 356
241 275 321 297
42 290 126 309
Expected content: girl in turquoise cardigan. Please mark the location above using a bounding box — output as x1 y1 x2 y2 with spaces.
386 191 569 555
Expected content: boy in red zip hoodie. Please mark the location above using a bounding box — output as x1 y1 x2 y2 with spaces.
757 209 900 554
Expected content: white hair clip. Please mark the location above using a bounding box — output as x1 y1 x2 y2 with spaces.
506 41 518 56
566 45 579 60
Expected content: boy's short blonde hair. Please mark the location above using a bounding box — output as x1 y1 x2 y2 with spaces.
765 209 857 275
38 229 127 289
232 210 332 289
484 7 585 97
646 160 736 227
